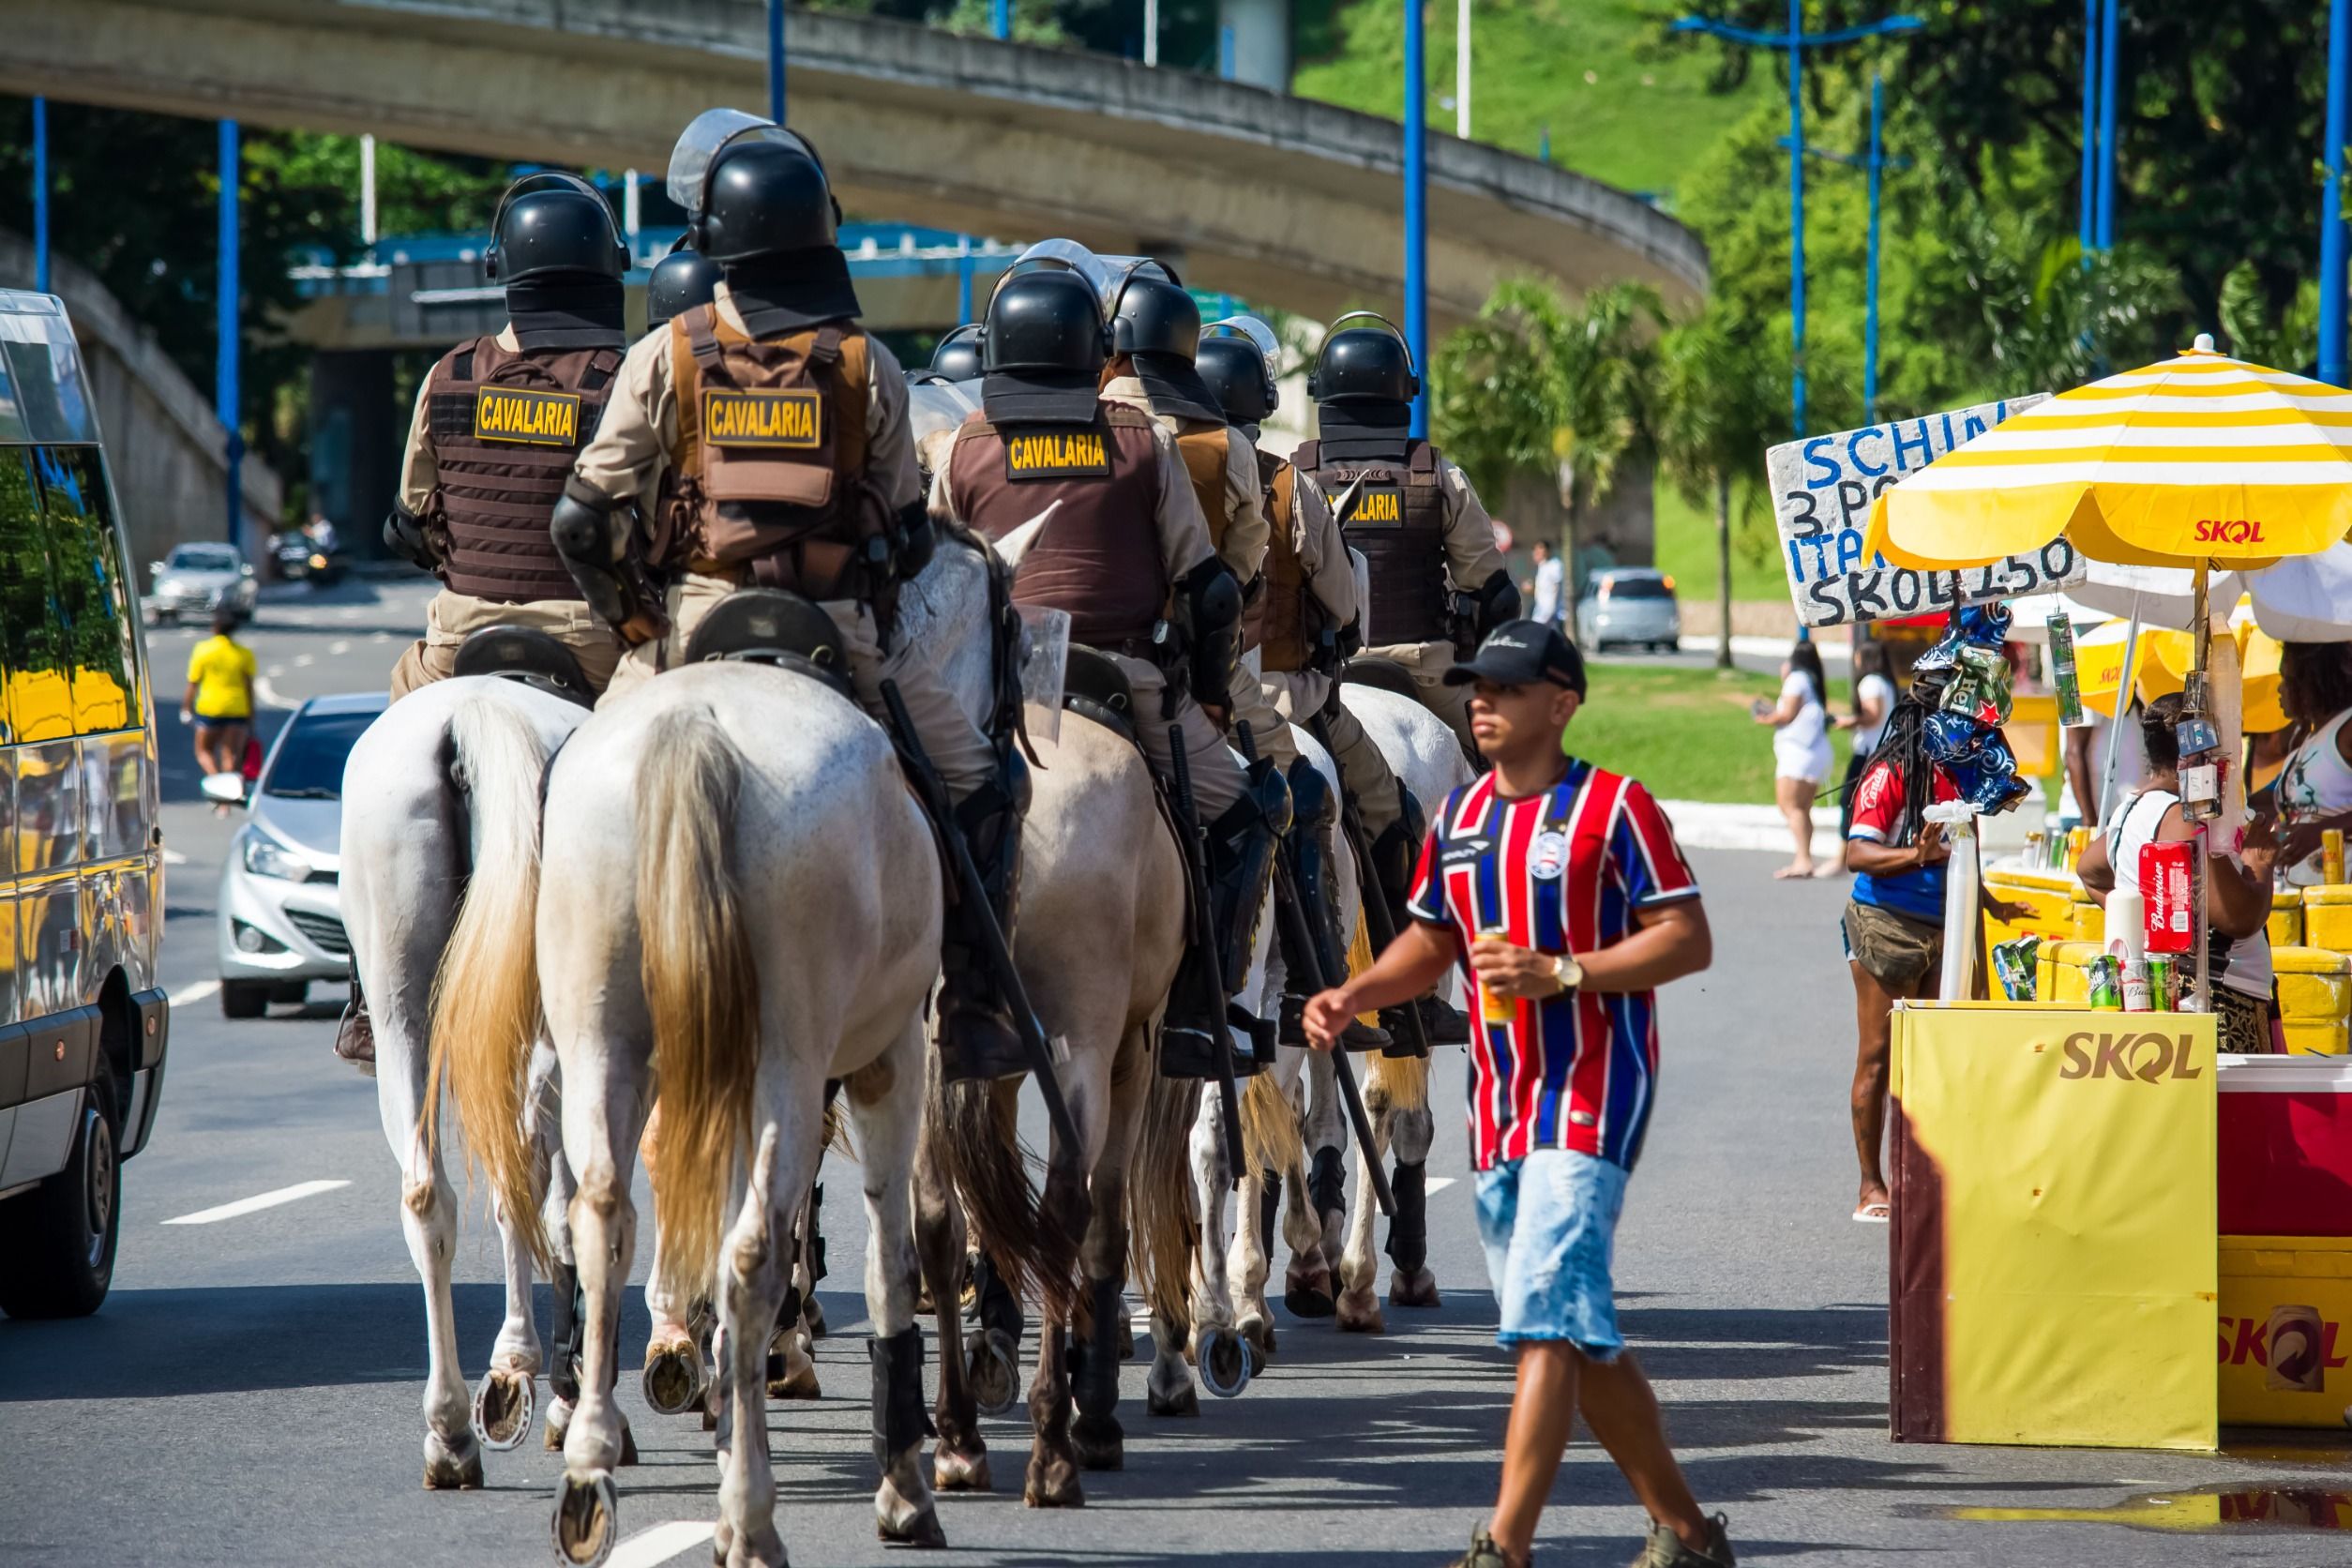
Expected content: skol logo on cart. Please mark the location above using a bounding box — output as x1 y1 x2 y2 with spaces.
703 387 822 448
2057 1031 2203 1082
474 385 580 445
2194 518 2267 544
2217 1311 2349 1378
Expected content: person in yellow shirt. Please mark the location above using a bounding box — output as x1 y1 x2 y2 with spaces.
183 608 256 798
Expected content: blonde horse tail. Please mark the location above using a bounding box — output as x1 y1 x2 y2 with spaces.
636 705 761 1309
1368 1050 1430 1116
427 695 556 1265
1123 1070 1200 1329
1240 1070 1304 1188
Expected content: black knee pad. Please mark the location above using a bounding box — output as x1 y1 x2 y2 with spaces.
869 1326 933 1469
972 1251 1026 1347
1384 1159 1428 1274
1308 1144 1348 1219
1074 1276 1123 1419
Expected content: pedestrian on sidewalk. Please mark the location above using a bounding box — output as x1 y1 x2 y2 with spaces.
1756 640 1832 879
1529 539 1566 630
182 607 255 813
1303 620 1733 1568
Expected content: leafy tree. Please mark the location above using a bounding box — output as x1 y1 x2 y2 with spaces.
1653 308 1783 666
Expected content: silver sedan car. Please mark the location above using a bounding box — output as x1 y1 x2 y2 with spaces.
215 692 384 1018
1576 567 1683 653
148 542 258 626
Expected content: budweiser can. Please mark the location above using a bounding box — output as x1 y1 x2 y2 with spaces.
2139 839 2198 956
2267 1304 2327 1394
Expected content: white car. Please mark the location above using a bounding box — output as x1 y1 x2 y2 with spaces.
1576 567 1683 653
147 542 257 626
215 692 384 1018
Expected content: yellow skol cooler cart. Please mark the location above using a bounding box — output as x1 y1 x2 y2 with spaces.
1889 1001 2218 1450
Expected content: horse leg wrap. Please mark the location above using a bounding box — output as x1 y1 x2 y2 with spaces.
765 1285 805 1383
1383 1161 1428 1274
1257 1169 1279 1259
551 1279 586 1402
972 1252 1026 1349
807 1184 827 1285
1073 1277 1123 1422
1308 1145 1348 1220
870 1326 933 1470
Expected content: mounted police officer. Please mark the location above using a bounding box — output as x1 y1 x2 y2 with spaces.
643 237 722 334
929 265 1279 1074
1293 313 1516 756
382 171 630 700
554 113 1023 1081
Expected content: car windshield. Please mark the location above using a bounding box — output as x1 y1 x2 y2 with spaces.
1599 576 1672 600
263 708 379 800
168 545 241 572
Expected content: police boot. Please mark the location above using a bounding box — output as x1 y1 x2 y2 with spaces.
1161 761 1290 1078
335 979 376 1075
937 777 1029 1083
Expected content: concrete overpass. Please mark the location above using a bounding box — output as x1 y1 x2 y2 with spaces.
0 0 1709 332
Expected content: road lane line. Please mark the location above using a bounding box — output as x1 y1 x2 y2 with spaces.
255 675 295 709
1425 1177 1457 1196
329 639 351 655
162 849 188 866
168 979 219 1007
164 1179 350 1226
606 1521 715 1568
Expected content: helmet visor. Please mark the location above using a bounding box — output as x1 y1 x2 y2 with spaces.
907 377 984 445
1201 314 1281 369
998 240 1178 322
665 110 819 213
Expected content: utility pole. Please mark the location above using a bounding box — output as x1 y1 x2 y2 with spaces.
769 0 787 122
1457 0 1471 139
2323 0 2348 384
1144 0 1158 65
31 98 48 294
2078 0 2097 267
2094 0 2118 250
957 234 975 325
218 119 242 548
1780 75 1907 423
1403 0 1428 436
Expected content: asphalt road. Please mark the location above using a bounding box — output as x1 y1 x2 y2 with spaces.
0 573 2344 1568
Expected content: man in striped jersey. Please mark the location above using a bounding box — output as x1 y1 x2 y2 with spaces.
1303 620 1732 1568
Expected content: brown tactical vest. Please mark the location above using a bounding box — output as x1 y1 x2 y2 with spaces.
424 336 615 603
1293 437 1449 646
1171 421 1231 553
656 304 884 601
1246 451 1312 671
947 403 1167 650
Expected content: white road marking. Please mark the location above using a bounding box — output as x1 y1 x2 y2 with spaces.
168 978 219 1007
328 639 350 656
254 675 295 709
1424 1177 1457 1196
339 607 363 621
294 654 315 668
266 664 284 678
606 1521 715 1568
369 630 393 644
163 1178 349 1226
162 849 188 866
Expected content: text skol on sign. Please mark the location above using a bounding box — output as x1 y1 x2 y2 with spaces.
2057 1031 2203 1083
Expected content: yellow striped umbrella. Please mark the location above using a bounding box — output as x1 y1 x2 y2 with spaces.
1863 339 2352 572
2072 615 2286 729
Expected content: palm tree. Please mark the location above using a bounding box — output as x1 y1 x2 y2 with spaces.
1433 279 1666 595
1653 309 1784 670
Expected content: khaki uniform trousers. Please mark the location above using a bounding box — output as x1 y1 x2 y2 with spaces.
1362 638 1476 753
1257 665 1406 841
389 589 621 702
1108 651 1246 821
605 570 998 803
1229 654 1298 771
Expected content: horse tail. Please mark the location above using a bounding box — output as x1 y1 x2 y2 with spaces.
1124 1071 1200 1329
1240 1070 1304 1189
636 704 761 1309
1368 1050 1430 1116
927 1073 1083 1324
427 695 556 1265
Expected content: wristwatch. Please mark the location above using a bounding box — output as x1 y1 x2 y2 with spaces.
1550 954 1585 994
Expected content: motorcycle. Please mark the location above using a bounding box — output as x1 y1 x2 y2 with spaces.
271 532 348 589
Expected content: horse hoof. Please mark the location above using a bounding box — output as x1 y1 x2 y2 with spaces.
1146 1381 1198 1417
1199 1328 1251 1398
544 1397 573 1452
1389 1266 1442 1309
876 1503 946 1548
473 1365 535 1452
802 1295 828 1340
1023 1451 1084 1508
766 1333 821 1401
933 1442 993 1492
1335 1288 1386 1335
967 1328 1018 1418
1071 1413 1124 1471
421 1437 484 1491
1284 1283 1336 1318
642 1337 705 1416
550 1470 618 1568
1239 1317 1276 1364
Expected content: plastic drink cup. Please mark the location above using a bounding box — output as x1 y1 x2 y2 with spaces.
1477 923 1515 1026
2066 826 2088 871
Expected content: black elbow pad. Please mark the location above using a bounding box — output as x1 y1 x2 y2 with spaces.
1475 567 1521 637
384 501 440 571
1181 559 1243 701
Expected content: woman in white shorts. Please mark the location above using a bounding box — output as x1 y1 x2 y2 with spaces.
1756 641 1834 879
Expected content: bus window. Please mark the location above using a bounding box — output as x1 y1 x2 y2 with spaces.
32 446 139 734
0 449 68 745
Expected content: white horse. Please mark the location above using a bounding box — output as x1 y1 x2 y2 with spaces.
338 675 597 1489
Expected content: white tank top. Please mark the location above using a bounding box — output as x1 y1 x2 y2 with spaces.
2279 710 2352 887
2106 787 2272 999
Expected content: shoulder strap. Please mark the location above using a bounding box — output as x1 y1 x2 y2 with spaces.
671 314 702 472
1104 402 1154 430
1406 440 1440 475
580 346 622 392
1269 460 1295 521
684 303 727 377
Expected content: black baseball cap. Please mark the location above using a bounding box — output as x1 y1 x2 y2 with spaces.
1443 619 1588 695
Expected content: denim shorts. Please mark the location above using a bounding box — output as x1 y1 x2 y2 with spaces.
1473 1147 1629 1360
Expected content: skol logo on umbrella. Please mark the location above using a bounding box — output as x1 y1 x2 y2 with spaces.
2057 1031 2203 1082
2194 519 2269 544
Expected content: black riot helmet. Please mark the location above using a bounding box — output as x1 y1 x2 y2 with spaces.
484 172 629 283
979 269 1111 423
695 136 842 264
1196 335 1277 425
1112 275 1202 361
928 323 984 383
1307 311 1422 405
645 243 724 330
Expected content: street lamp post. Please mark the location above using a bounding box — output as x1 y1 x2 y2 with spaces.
2078 0 2098 267
218 118 242 548
2322 0 2349 386
1675 6 1922 438
1404 0 1428 437
30 97 48 294
1778 73 1908 424
769 0 787 121
2094 0 2118 250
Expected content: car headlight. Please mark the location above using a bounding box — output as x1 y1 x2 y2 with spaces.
239 829 310 882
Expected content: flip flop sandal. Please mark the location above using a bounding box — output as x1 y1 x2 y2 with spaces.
1852 1201 1891 1223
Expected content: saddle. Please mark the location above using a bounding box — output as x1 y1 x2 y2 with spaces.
450 626 595 707
1340 654 1419 706
1062 644 1138 748
682 587 856 701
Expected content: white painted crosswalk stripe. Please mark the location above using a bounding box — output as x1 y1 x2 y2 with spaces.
163 1179 350 1226
606 1520 715 1568
1425 1176 1457 1195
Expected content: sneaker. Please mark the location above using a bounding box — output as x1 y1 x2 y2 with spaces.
1446 1527 1520 1568
1630 1513 1735 1568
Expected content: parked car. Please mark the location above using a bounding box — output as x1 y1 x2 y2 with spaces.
0 290 172 1320
1576 567 1682 653
214 692 385 1018
148 542 257 626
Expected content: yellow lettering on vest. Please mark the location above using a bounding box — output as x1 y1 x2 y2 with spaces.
702 388 822 449
474 385 581 446
1004 427 1111 480
1352 490 1401 523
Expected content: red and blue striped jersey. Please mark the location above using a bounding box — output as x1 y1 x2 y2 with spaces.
1406 759 1701 1172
